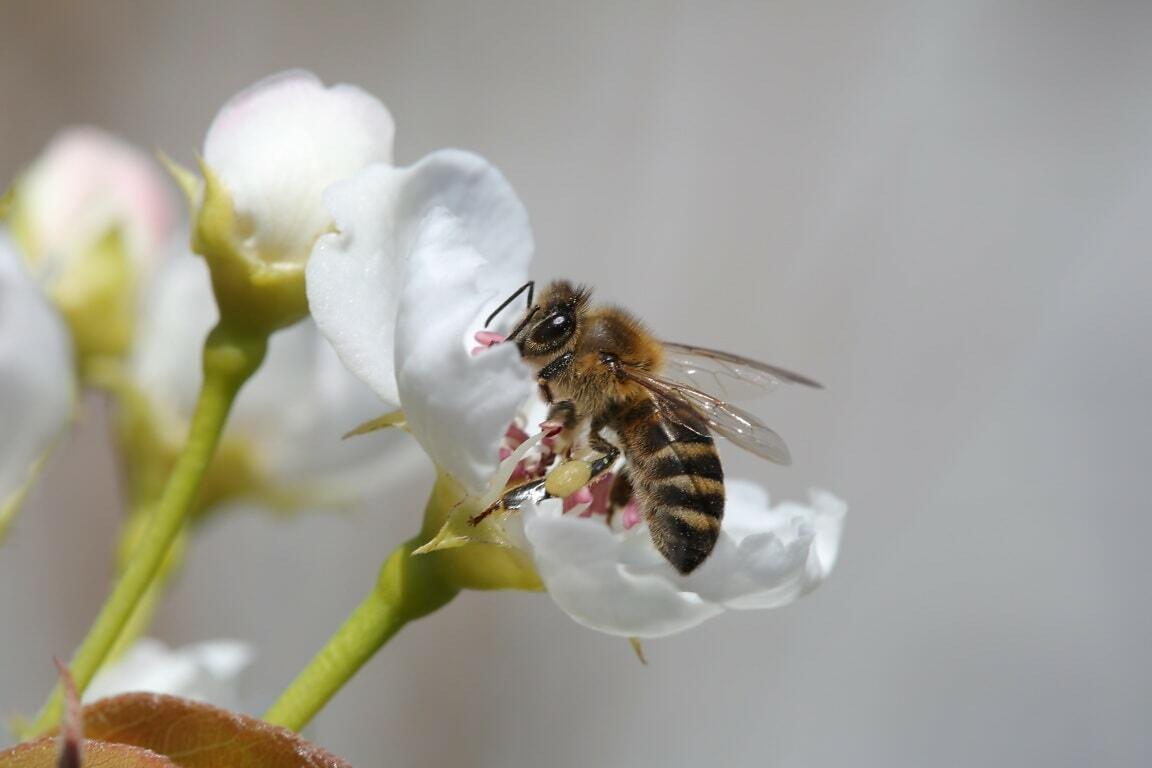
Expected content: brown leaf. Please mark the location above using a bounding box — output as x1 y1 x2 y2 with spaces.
54 658 82 768
0 738 178 767
80 694 353 768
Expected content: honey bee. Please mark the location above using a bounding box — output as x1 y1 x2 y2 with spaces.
482 280 822 575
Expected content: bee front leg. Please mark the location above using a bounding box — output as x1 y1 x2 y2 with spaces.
541 400 580 459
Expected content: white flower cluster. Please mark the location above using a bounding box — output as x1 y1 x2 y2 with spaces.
2 69 846 646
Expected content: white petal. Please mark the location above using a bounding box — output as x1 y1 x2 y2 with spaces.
523 502 724 637
518 480 847 638
204 70 394 264
686 482 847 610
130 245 214 419
395 210 533 492
308 150 535 492
131 248 394 504
240 314 399 497
0 238 74 516
305 165 406 406
84 637 253 711
19 126 175 276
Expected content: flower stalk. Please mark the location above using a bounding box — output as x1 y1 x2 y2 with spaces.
28 322 267 735
262 536 459 732
263 470 545 732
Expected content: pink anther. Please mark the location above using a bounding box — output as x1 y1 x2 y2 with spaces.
475 330 505 346
621 500 642 530
471 330 507 356
564 486 595 514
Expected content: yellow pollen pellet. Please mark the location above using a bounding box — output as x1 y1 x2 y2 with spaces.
545 460 593 498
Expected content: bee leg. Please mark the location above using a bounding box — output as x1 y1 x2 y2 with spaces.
471 442 620 526
541 400 580 458
472 421 619 527
580 428 621 486
469 478 550 526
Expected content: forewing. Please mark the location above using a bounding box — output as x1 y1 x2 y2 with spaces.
662 341 822 402
621 367 793 465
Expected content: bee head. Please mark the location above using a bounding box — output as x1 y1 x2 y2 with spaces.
512 280 591 359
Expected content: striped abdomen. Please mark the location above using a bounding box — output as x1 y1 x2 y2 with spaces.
614 397 724 574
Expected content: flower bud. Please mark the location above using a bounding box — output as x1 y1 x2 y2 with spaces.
6 127 175 370
179 70 394 334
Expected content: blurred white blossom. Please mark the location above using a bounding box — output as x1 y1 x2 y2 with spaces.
0 237 74 535
8 126 176 362
84 638 253 712
14 126 175 274
129 248 402 511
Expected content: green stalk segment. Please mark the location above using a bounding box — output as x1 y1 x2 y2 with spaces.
28 324 267 736
262 538 459 732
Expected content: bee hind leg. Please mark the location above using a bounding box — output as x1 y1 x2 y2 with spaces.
470 438 619 527
469 478 550 527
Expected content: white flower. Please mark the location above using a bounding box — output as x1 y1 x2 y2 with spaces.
0 237 74 536
15 126 175 276
9 126 176 362
306 147 847 636
516 480 846 638
306 149 535 493
202 69 395 267
84 638 253 712
129 247 400 509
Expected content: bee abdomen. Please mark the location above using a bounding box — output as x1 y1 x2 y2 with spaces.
622 404 725 575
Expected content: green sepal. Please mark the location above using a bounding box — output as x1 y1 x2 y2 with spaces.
156 151 199 211
191 159 308 335
415 472 543 592
49 227 136 370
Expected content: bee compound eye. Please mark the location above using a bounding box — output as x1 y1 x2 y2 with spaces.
531 312 572 346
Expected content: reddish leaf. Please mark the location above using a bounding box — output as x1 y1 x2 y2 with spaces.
0 738 178 767
80 694 353 768
54 658 82 768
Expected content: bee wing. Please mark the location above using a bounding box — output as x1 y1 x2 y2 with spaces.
662 341 823 402
620 366 794 466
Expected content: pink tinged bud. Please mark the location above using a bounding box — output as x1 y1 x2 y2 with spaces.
22 126 175 267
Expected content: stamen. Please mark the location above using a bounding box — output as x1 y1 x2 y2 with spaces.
564 486 595 514
621 500 642 530
475 330 505 346
471 330 506 356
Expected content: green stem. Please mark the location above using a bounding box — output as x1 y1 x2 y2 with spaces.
262 537 459 732
28 323 267 736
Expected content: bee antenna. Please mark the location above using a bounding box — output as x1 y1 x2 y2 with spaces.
485 280 535 328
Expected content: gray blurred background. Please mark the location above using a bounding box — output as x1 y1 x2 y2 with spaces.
3 1 1151 765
